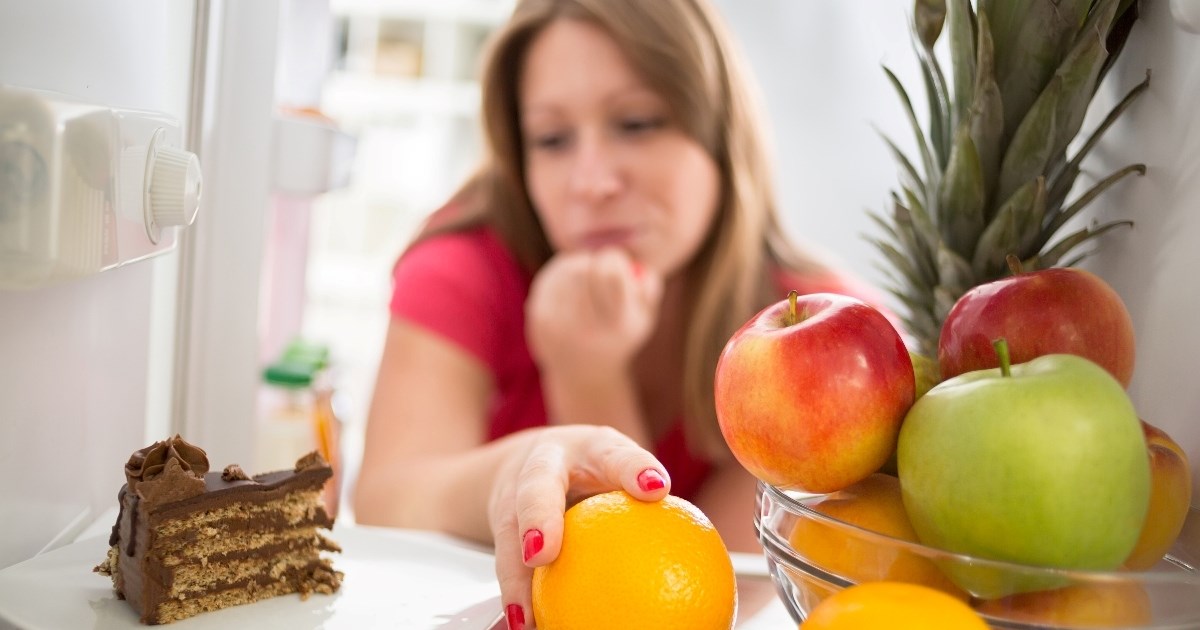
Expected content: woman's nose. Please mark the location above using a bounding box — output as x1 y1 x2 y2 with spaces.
567 130 621 203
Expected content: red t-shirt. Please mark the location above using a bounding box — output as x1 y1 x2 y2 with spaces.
390 226 884 500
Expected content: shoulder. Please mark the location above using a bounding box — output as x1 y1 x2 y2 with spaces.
395 226 528 293
399 226 516 272
390 226 530 366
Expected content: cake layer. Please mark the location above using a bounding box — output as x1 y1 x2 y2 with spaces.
159 528 337 567
168 551 336 597
153 562 342 625
157 520 333 561
147 471 331 529
151 488 329 537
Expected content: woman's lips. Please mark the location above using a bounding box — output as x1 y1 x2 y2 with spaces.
578 228 636 249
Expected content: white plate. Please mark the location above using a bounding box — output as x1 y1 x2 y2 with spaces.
0 525 502 630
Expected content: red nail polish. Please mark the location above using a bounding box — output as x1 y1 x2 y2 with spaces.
637 468 665 492
506 603 526 630
522 529 544 563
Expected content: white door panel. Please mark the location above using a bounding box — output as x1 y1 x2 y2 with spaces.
0 0 196 568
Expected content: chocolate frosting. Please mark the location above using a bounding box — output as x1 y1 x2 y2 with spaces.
221 464 251 482
124 435 209 505
294 451 328 472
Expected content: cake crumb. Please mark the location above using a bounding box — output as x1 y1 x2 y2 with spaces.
94 546 118 576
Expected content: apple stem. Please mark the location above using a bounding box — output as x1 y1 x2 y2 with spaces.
993 338 1012 378
1006 254 1023 276
787 290 799 326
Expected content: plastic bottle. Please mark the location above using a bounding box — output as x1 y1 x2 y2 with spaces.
256 338 343 518
255 359 319 474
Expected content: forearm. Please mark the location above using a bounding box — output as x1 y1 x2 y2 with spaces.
353 434 522 545
541 370 651 447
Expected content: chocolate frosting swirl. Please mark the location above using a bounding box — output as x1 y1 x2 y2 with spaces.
294 451 329 472
222 464 251 482
124 435 209 504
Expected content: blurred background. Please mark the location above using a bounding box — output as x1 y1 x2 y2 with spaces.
294 0 925 527
3 0 1197 569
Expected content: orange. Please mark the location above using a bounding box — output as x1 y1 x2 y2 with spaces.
801 581 988 629
788 474 967 601
977 582 1152 627
531 491 735 630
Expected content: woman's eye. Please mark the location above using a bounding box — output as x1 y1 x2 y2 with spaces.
530 132 570 151
619 116 665 135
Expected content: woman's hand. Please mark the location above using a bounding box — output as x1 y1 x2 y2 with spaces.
525 249 664 443
525 248 663 384
487 425 671 630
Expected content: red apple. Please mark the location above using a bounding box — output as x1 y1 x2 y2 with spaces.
938 263 1135 386
1124 419 1193 570
714 292 914 493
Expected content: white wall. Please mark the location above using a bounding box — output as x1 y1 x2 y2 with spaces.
1085 1 1200 503
716 1 1200 502
712 0 921 298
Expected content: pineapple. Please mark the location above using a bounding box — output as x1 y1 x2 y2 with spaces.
872 0 1146 357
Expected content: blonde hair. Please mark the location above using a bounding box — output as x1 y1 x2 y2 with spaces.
423 0 824 459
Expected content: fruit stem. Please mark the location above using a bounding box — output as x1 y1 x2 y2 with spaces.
787 290 799 326
1006 254 1023 276
993 338 1012 378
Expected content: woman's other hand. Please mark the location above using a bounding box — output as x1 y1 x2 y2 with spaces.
525 248 664 444
487 425 670 630
526 248 663 381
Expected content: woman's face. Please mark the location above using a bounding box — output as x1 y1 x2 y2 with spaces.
518 18 721 275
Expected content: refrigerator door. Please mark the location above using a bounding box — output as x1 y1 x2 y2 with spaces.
0 0 198 568
0 85 202 288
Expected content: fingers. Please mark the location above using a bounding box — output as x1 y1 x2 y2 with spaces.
633 260 663 313
513 440 569 566
488 456 536 630
581 427 672 502
492 514 531 630
587 249 629 321
533 248 657 327
517 427 671 568
588 248 664 324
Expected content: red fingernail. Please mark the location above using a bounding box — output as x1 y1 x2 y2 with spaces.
522 529 544 563
637 468 665 492
631 261 643 278
506 603 526 630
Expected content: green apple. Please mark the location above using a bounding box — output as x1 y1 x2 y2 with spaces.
897 341 1150 598
910 351 941 399
879 351 941 477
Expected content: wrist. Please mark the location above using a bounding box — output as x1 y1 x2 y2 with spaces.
541 369 650 446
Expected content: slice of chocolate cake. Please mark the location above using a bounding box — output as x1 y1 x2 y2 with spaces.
95 436 342 624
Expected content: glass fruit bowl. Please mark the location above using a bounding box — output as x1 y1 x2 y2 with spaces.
756 480 1200 629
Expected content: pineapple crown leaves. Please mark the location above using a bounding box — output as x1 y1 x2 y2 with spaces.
871 0 1147 356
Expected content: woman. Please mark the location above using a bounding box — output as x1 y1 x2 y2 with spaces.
353 0 878 627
